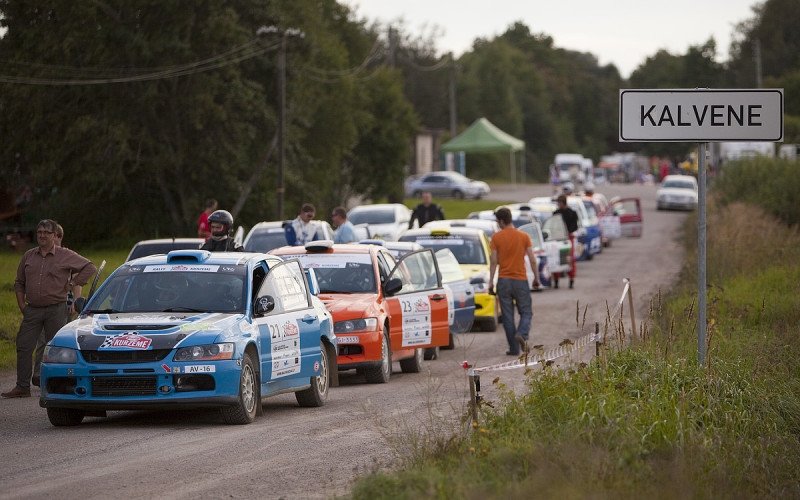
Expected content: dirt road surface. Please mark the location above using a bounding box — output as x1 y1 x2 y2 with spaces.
0 182 688 500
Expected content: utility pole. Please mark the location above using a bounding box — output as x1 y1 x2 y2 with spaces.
753 38 763 88
257 25 304 220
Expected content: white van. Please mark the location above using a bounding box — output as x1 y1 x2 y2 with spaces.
554 153 585 184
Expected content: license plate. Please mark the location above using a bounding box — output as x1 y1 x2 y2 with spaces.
336 336 359 344
186 365 215 373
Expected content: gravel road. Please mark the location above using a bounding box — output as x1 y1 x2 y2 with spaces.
0 182 688 500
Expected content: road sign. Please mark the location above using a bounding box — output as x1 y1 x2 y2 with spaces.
619 89 784 142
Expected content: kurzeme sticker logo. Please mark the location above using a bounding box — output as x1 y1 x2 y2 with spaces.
99 333 152 350
414 298 430 312
283 321 299 336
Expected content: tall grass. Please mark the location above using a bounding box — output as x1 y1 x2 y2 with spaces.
349 162 800 499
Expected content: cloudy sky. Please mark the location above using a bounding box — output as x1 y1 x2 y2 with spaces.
343 0 760 78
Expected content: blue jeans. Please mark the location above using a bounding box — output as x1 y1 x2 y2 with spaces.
496 277 532 353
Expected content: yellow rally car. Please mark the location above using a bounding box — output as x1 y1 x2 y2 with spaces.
399 226 499 331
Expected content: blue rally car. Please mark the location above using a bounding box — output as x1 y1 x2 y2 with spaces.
39 250 337 426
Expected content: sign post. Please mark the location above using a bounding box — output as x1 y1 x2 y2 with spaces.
619 89 783 365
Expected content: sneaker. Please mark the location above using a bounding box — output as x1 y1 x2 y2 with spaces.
1 387 31 398
515 334 528 353
505 350 520 356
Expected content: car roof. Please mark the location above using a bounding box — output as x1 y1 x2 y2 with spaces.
402 226 486 238
269 242 377 256
348 203 406 211
132 238 206 245
127 249 274 267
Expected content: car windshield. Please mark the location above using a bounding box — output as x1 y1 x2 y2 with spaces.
348 208 397 225
399 234 486 265
663 179 696 190
245 230 287 252
434 249 465 283
277 253 377 294
87 264 247 314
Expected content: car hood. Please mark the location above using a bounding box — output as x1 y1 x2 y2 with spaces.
317 293 381 320
658 187 697 198
459 263 488 279
52 312 247 351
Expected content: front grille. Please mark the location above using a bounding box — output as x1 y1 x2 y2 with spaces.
81 349 172 364
559 248 572 265
338 345 363 356
92 376 157 397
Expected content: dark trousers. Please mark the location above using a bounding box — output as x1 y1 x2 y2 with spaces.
16 304 67 391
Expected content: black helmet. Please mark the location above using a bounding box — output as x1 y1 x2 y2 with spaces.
208 210 233 237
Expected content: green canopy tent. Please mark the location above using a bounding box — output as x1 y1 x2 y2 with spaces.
440 117 526 184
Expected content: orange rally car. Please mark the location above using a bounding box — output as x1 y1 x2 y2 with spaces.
270 241 450 383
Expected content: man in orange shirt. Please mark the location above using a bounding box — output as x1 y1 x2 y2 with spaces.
489 207 541 356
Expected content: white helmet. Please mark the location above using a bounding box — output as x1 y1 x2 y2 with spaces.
584 182 595 194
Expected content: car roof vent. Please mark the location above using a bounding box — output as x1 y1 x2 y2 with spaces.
166 249 211 263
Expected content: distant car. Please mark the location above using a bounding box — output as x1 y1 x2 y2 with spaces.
404 171 490 200
657 175 698 211
270 241 450 384
602 197 643 237
347 204 414 242
243 220 334 253
467 208 537 228
422 219 500 239
539 215 575 287
40 250 336 426
125 238 205 262
399 227 498 332
526 197 560 225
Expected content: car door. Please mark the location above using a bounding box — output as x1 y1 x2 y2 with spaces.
253 259 321 386
603 198 643 237
384 249 449 350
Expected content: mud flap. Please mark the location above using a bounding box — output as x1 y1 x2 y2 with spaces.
325 341 339 387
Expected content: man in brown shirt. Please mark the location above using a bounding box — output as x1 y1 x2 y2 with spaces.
2 219 96 398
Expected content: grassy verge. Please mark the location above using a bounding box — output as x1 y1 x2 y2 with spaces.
349 171 800 497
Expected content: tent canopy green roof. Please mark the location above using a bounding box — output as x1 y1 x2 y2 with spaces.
440 117 524 153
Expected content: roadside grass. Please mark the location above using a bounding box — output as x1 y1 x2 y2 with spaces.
349 185 800 497
0 248 127 371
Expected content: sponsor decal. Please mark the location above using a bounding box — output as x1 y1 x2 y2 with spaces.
99 332 152 350
283 321 299 336
414 298 430 312
314 361 320 372
181 323 211 331
173 366 182 373
162 364 171 373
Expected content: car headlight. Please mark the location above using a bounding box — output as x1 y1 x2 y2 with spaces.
43 346 78 364
334 317 378 334
173 343 234 362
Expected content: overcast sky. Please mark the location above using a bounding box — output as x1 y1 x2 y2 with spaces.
343 0 760 78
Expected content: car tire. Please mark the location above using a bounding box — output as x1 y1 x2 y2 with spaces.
400 347 424 373
296 341 329 407
440 332 455 350
452 190 464 199
364 328 391 384
481 317 497 332
47 407 85 426
221 351 258 424
423 346 438 360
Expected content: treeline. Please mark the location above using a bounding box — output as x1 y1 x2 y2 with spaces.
1 0 797 245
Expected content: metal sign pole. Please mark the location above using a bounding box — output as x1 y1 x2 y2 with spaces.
697 142 707 365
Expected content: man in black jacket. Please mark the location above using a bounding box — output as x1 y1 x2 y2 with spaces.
200 210 244 252
552 195 578 289
409 191 445 229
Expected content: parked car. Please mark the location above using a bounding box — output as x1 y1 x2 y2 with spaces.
567 196 601 261
347 204 413 242
404 171 490 200
125 238 204 262
40 250 336 426
243 220 334 253
422 219 500 239
539 215 575 287
399 227 498 332
270 241 450 383
657 175 698 211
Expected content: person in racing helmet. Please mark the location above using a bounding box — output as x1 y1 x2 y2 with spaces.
561 182 575 196
583 182 595 196
200 209 244 252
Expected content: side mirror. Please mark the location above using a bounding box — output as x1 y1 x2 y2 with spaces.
383 278 402 297
253 295 275 317
74 296 87 315
542 230 550 241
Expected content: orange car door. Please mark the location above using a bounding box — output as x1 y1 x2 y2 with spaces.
384 249 450 351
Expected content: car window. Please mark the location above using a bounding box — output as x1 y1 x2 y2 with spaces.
663 179 696 190
348 208 397 225
400 234 487 265
88 264 247 313
389 249 440 293
244 230 288 252
519 225 544 251
256 260 310 314
543 216 569 241
278 253 377 294
127 241 203 261
434 248 465 283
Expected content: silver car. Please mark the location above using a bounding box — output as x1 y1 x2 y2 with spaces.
657 175 698 211
405 171 490 199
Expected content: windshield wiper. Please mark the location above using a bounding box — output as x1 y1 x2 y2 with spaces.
84 308 120 314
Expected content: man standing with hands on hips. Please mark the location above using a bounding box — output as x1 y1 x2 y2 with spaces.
488 207 541 356
2 219 96 398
